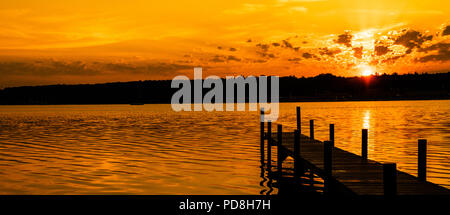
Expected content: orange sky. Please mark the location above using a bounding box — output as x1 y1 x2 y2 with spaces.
0 0 449 87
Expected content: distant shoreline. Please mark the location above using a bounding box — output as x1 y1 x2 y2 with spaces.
1 72 448 105
0 98 449 106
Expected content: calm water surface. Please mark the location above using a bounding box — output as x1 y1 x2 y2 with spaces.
0 100 449 194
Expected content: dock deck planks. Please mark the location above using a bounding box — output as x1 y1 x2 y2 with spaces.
267 131 449 195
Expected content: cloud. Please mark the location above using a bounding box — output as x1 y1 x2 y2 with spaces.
0 60 193 77
415 42 450 62
352 46 363 59
415 50 450 62
302 52 313 59
319 47 341 57
443 26 450 36
282 40 293 48
393 30 433 53
374 45 390 56
210 55 225 62
256 43 270 52
288 57 301 62
227 55 241 61
0 60 95 76
229 47 237 51
418 42 450 53
335 32 353 47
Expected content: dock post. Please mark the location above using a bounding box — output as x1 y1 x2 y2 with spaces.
418 139 427 181
277 124 283 176
267 121 272 171
260 109 265 164
329 124 334 147
324 140 333 194
383 163 397 196
294 129 302 179
309 120 314 140
296 106 301 133
362 129 368 160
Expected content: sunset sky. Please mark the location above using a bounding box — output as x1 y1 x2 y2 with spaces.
0 0 449 88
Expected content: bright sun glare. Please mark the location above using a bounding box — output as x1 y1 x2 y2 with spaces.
362 69 373 76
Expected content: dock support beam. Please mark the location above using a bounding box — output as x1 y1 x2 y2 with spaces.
362 129 368 160
267 121 272 171
418 139 427 182
296 106 301 133
309 120 314 140
324 140 333 194
329 124 334 147
383 163 397 196
260 110 265 164
294 129 303 179
277 124 283 176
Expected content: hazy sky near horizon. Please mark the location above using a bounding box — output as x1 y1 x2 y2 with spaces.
0 0 449 87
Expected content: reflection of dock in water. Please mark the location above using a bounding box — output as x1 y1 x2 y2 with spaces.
259 107 450 196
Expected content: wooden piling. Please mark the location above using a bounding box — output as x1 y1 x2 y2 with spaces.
267 121 272 170
260 109 265 164
294 129 301 179
277 124 283 176
383 163 397 196
324 140 332 193
296 106 301 133
362 129 368 160
329 124 334 147
418 139 427 182
309 120 314 140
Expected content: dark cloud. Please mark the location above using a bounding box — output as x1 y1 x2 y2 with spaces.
256 43 270 52
302 52 313 59
418 42 450 53
280 40 300 52
394 30 433 53
353 46 363 59
227 55 241 62
217 46 223 50
0 60 193 77
282 40 293 49
319 47 342 57
210 55 225 62
374 45 390 56
335 32 353 47
416 51 450 62
302 52 320 60
415 42 450 62
229 47 237 51
252 59 267 63
443 26 450 36
272 42 280 47
0 61 95 76
288 57 301 62
381 55 404 64
247 39 252 43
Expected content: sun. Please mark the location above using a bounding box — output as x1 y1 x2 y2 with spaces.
362 69 373 76
359 65 375 76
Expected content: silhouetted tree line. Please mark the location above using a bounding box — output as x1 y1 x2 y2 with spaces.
0 72 448 105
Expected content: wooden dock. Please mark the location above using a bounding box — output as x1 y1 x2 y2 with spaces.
260 107 450 196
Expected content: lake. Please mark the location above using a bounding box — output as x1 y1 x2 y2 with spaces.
0 100 449 194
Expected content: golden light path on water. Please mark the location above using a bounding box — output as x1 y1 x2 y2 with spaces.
0 100 449 194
